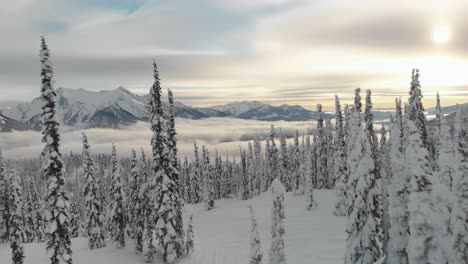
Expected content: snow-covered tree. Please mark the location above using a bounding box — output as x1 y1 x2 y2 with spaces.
190 142 202 204
344 119 382 264
305 149 317 210
40 36 73 264
128 149 139 239
253 140 263 196
0 149 8 243
8 170 25 264
202 146 215 209
325 119 335 188
386 117 409 264
146 61 184 263
266 125 279 189
279 129 290 191
108 144 125 248
354 88 362 113
135 149 148 254
69 197 80 238
315 104 327 189
269 179 286 264
249 206 263 264
185 215 194 255
405 120 443 264
291 131 302 194
379 124 391 263
247 142 255 198
26 177 45 242
82 133 105 249
433 113 455 262
407 69 430 151
333 95 348 216
450 106 468 264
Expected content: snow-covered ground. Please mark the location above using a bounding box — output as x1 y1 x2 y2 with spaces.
0 190 346 264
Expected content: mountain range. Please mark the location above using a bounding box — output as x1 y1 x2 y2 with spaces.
1 87 465 132
0 87 335 132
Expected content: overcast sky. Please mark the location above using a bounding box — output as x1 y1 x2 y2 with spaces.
1 0 468 110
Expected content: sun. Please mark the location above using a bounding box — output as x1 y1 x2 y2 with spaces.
432 24 451 45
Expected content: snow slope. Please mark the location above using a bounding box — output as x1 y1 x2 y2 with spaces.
0 190 345 264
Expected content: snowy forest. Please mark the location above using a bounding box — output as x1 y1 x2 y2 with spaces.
0 38 467 264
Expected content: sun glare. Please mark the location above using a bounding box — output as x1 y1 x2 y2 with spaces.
432 24 451 45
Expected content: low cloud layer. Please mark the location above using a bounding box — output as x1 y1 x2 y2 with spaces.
0 118 316 160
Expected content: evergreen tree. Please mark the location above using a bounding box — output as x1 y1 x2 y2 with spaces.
344 108 361 215
240 148 249 200
128 149 139 239
344 121 382 264
185 215 194 255
69 197 80 238
40 36 73 264
325 119 335 188
249 206 263 264
279 129 290 191
8 170 25 264
333 95 348 216
305 149 317 210
247 143 255 198
167 89 184 242
291 131 302 194
407 69 430 151
405 120 443 264
387 115 409 264
267 125 279 188
82 133 105 250
135 149 148 254
269 179 286 264
379 124 391 264
202 146 215 209
108 144 125 248
146 61 184 263
354 88 362 113
315 104 327 189
190 142 202 204
450 106 468 264
27 178 45 242
253 140 263 196
0 149 8 243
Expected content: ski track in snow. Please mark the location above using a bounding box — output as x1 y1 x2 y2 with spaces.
0 190 346 264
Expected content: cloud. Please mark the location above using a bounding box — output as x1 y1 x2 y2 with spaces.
0 118 316 160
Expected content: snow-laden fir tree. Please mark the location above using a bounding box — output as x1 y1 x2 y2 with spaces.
432 92 442 164
249 206 263 264
69 197 80 238
344 115 382 264
190 142 202 204
0 149 9 243
315 104 327 189
27 177 45 242
379 124 391 264
291 131 303 194
240 148 249 200
267 125 279 189
247 142 255 198
167 89 184 240
344 107 361 215
269 179 286 264
135 148 148 254
202 146 215 209
21 195 32 243
386 109 409 264
8 170 25 264
108 144 125 248
82 133 105 250
39 36 73 264
128 149 139 239
433 111 455 263
253 140 263 196
450 106 468 264
325 119 335 188
185 215 194 255
147 60 184 263
407 69 430 152
405 120 443 264
333 95 348 216
354 88 362 113
305 149 317 210
279 129 290 191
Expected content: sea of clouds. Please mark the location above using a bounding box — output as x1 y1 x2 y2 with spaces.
0 118 318 160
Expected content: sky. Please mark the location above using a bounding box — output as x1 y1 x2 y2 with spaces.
1 0 468 110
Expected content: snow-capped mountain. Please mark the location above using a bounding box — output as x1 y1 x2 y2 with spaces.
210 101 267 116
0 114 29 132
238 104 333 121
2 87 208 130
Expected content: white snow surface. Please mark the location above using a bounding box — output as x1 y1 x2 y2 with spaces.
0 190 346 264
